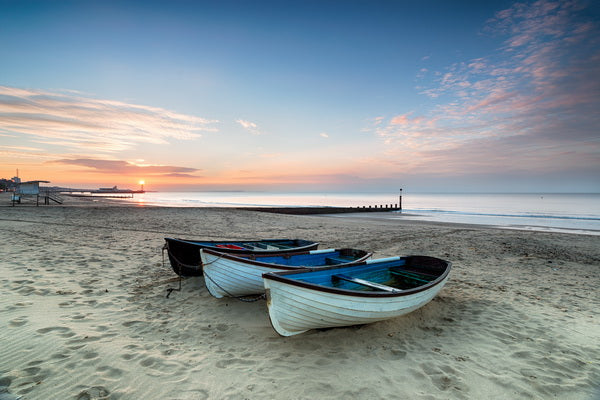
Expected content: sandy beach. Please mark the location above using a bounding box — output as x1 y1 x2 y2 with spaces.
1 194 598 399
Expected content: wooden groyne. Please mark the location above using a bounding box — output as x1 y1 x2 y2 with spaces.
239 190 404 215
238 204 401 215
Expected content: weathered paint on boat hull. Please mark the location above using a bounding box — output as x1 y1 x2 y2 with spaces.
262 256 451 336
163 238 319 277
264 275 449 336
201 248 371 298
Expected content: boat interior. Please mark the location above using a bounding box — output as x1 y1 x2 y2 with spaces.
287 260 442 292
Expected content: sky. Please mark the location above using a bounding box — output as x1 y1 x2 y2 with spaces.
1 0 599 193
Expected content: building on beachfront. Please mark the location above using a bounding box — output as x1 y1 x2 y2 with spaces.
11 180 63 206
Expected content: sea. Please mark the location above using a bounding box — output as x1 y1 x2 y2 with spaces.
111 192 600 236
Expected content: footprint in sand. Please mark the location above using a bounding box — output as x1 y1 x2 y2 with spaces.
51 351 71 360
120 353 136 361
75 386 110 400
71 313 89 321
0 375 22 400
378 348 407 361
8 316 28 327
96 365 123 380
22 367 41 376
122 320 145 328
36 326 72 336
215 358 257 369
17 286 35 295
82 351 99 360
0 389 21 400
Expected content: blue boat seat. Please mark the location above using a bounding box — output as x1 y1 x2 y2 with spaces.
389 268 432 283
332 274 400 292
325 257 352 265
270 244 292 249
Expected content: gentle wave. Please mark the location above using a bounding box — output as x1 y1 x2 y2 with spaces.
401 209 600 222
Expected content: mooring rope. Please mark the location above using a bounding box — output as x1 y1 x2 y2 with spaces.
203 270 266 303
162 242 189 298
162 243 258 300
162 243 202 272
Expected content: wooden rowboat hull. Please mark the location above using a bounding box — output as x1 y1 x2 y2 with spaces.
201 248 372 298
262 256 451 336
163 238 319 277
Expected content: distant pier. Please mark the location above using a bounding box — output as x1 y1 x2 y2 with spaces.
54 186 145 199
64 190 145 199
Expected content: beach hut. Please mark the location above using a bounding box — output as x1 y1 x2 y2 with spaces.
12 180 60 206
19 180 48 195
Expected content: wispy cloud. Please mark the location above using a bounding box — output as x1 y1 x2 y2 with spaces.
0 86 218 153
51 158 202 178
0 148 58 160
374 0 600 175
1 145 45 152
236 119 262 135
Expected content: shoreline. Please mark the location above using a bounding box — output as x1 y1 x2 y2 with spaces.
3 192 599 237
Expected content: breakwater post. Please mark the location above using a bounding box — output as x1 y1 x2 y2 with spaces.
399 188 403 210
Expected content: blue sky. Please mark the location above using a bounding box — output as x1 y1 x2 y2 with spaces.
1 0 599 192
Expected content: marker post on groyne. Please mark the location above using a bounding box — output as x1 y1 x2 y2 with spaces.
399 188 402 210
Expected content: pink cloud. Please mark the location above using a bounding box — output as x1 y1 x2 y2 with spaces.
377 0 600 177
390 113 428 126
390 114 409 125
50 158 202 177
0 86 218 153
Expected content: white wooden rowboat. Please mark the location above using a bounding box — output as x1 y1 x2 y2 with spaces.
262 255 451 336
201 248 371 298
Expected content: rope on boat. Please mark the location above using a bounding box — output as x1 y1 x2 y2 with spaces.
198 251 228 267
203 270 266 303
161 243 246 299
162 243 202 271
162 243 227 270
162 242 186 298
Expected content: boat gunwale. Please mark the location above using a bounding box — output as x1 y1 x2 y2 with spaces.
201 247 373 270
262 255 451 298
165 237 319 253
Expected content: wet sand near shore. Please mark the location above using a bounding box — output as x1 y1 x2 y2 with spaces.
1 194 598 399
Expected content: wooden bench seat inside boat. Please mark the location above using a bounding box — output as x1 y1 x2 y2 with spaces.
325 257 353 265
242 243 279 250
389 267 435 283
332 274 400 292
270 244 292 249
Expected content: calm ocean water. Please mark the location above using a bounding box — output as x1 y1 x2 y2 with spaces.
113 192 600 235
